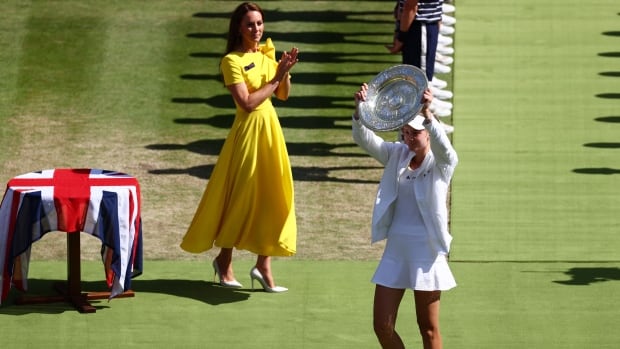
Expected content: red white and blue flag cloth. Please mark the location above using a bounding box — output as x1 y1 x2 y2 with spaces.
0 168 143 304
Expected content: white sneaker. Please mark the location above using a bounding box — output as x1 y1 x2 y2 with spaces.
437 44 454 55
431 77 448 89
442 14 456 26
434 62 451 74
440 25 455 36
432 98 453 110
435 52 453 65
441 122 455 134
438 34 453 46
431 86 453 100
442 3 456 13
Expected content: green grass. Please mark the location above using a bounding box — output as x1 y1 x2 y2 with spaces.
0 0 400 261
2 260 619 348
1 0 619 348
450 0 620 262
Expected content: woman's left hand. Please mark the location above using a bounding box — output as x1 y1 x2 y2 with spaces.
421 88 434 117
276 47 299 81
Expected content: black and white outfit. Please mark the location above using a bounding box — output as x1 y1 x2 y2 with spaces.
396 0 443 81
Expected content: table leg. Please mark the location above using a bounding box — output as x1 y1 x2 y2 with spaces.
16 231 134 313
64 231 96 313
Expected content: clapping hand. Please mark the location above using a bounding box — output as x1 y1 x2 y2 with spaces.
276 47 299 81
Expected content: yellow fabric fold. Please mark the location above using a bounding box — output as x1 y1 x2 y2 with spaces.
260 37 275 60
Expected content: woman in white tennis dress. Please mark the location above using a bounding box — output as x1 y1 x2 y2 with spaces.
353 84 458 349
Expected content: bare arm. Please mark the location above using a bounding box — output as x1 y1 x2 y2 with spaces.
227 79 280 113
399 0 419 32
228 47 299 112
386 0 418 53
274 47 298 100
420 88 459 172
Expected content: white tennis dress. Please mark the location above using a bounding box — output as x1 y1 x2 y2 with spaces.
371 166 456 291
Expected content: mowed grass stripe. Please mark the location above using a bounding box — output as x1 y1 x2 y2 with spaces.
3 260 619 348
450 0 620 261
16 15 105 105
0 5 31 163
4 13 108 180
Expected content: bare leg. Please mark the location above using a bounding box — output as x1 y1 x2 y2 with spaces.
373 285 406 349
215 248 237 282
255 255 275 288
414 290 442 349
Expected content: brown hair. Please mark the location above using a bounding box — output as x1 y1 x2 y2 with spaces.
225 2 264 54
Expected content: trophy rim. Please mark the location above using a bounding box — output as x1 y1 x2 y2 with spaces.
359 65 428 132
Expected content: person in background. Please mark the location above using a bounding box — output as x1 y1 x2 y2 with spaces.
353 84 458 348
387 0 455 130
387 0 443 82
180 2 298 293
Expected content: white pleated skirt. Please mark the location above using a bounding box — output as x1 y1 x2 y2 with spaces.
371 234 456 291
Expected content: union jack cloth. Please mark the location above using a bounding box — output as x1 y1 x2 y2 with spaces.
0 168 143 304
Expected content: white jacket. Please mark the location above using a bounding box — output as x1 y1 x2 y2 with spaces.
352 117 458 255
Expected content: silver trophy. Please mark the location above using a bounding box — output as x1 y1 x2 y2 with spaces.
358 65 428 131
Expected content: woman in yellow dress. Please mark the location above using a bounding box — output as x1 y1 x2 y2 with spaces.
180 2 298 293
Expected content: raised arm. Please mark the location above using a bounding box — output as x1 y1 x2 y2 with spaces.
274 47 299 101
226 47 299 112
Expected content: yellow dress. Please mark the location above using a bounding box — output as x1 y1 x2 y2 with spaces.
180 39 296 257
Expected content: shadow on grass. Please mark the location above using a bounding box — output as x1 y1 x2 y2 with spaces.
188 51 397 65
596 93 620 99
148 164 380 184
180 70 380 86
122 279 252 304
583 142 620 148
598 52 620 58
554 267 620 285
187 31 389 46
172 94 351 110
599 71 620 77
572 167 620 175
174 114 353 130
147 139 366 158
574 138 620 174
192 9 392 25
594 116 620 123
146 136 383 182
0 278 253 315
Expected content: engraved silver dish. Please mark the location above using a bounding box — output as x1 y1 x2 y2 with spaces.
359 65 428 131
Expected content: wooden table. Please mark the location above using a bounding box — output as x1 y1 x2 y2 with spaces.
0 169 143 313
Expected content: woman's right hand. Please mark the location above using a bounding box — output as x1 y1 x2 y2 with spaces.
275 47 299 82
353 83 368 120
355 83 368 104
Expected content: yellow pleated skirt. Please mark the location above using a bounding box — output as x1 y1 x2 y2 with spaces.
180 102 296 257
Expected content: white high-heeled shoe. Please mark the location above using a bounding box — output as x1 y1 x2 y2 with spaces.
249 267 288 293
212 260 243 288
